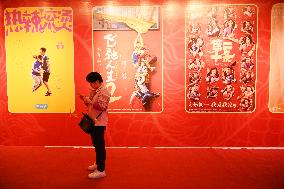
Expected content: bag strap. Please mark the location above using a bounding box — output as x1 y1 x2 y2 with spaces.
95 106 108 119
95 111 104 119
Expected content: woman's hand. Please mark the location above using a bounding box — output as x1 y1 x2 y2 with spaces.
80 94 91 106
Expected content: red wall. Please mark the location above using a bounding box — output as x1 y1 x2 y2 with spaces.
1 0 284 147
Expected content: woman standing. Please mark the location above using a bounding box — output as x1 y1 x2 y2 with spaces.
80 72 111 179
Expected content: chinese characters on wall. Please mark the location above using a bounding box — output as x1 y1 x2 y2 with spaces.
4 7 72 36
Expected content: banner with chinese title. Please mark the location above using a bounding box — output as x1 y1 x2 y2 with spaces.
269 3 284 113
185 4 257 112
4 7 75 113
93 6 163 113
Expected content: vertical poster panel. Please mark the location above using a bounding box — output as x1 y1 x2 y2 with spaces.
269 3 284 113
185 4 258 112
4 7 75 113
93 6 163 113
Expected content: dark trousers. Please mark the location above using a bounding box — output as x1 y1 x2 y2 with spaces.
90 126 106 172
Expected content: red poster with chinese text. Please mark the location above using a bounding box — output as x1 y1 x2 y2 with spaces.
185 4 257 112
92 6 163 113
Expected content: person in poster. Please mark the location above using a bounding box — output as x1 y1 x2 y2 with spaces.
206 67 220 84
222 62 237 85
40 47 52 96
130 51 160 111
132 33 144 65
206 18 221 37
31 55 43 92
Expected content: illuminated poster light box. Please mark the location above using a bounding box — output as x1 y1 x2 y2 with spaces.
269 3 284 113
92 6 163 113
185 4 258 113
5 7 75 113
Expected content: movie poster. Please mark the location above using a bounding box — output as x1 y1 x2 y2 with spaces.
4 7 75 113
269 3 284 113
185 4 257 112
93 6 163 113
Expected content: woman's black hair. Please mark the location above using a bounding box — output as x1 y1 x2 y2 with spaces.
86 72 103 83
